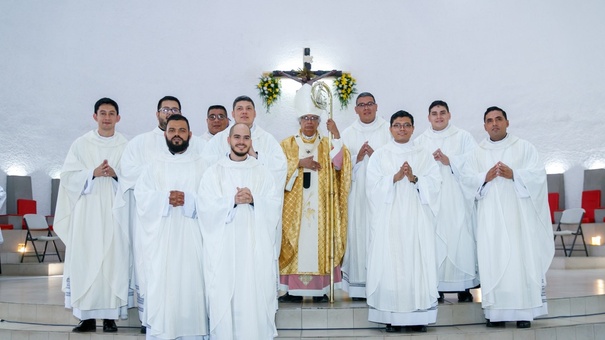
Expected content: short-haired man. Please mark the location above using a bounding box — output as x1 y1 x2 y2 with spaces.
115 95 204 333
202 104 230 141
366 110 441 333
54 97 129 333
414 100 479 303
461 106 554 329
198 123 281 339
203 95 287 296
279 84 352 302
340 92 391 300
134 115 209 339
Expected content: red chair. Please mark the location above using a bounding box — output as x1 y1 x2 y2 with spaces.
581 190 601 223
17 199 37 228
548 193 560 223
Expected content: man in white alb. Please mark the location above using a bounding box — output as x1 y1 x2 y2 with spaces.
54 97 129 333
203 95 286 302
414 100 479 303
340 92 391 300
134 115 208 339
198 123 281 339
115 95 198 334
366 110 441 333
461 106 553 329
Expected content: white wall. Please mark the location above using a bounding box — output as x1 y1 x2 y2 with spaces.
1 0 603 215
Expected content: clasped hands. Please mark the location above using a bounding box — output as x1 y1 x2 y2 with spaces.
393 161 415 183
93 160 116 178
169 191 185 207
234 187 253 205
357 141 374 163
485 161 513 182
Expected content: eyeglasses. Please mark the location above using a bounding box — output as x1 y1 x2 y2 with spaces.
208 114 227 121
300 116 320 121
392 123 413 129
159 107 181 114
356 102 375 108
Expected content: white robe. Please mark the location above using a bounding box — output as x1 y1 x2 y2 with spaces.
54 130 129 320
366 140 441 326
200 131 214 141
198 156 281 340
414 124 479 291
114 127 170 325
203 124 286 293
461 134 554 322
134 149 208 339
340 117 391 298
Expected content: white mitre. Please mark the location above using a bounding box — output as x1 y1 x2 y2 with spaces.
294 84 325 120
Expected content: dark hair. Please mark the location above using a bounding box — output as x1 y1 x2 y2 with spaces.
356 92 376 103
157 96 181 111
166 114 190 130
207 105 227 116
429 100 449 113
483 106 507 122
94 97 119 115
390 110 414 126
232 95 255 110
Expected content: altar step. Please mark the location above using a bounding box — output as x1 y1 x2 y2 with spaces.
1 293 605 339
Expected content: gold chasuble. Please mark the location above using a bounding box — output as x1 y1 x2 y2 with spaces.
279 134 352 275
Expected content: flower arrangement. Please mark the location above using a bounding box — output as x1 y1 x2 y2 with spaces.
333 73 357 110
256 74 281 112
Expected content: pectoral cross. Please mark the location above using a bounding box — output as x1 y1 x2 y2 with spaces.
272 48 342 85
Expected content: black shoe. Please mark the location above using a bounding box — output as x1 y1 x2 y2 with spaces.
140 326 146 334
385 324 402 333
103 319 118 333
437 292 445 303
486 319 506 328
457 291 473 302
410 325 427 332
278 293 303 302
351 297 366 301
517 321 531 328
73 319 96 332
312 294 329 303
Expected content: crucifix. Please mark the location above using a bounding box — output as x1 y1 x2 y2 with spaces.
272 48 342 85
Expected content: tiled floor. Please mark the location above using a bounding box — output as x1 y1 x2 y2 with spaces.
1 261 605 339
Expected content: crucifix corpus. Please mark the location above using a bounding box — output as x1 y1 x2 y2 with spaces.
272 48 342 85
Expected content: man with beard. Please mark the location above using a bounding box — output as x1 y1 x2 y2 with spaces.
134 115 208 339
198 123 282 339
114 95 206 333
366 110 441 333
203 95 286 306
54 97 129 333
461 106 553 329
201 104 230 141
414 100 479 303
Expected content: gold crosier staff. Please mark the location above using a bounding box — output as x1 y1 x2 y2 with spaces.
310 81 336 303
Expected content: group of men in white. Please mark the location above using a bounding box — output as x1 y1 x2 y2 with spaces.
53 83 554 339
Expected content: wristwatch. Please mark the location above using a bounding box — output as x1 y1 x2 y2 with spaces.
411 175 418 184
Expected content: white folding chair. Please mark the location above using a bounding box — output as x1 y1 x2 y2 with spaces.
21 214 62 263
553 208 588 257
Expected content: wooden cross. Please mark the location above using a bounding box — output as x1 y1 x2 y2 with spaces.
272 48 342 85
